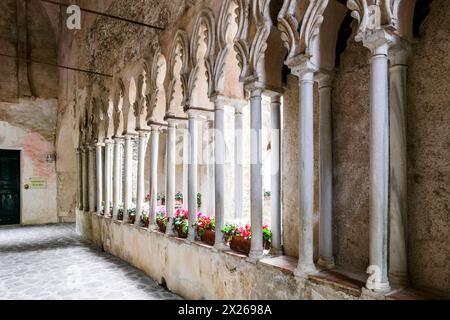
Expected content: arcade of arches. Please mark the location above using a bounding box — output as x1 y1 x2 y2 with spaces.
0 0 449 300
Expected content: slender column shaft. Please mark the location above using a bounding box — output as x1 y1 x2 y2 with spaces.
213 97 227 250
82 147 89 211
88 146 96 212
234 106 244 220
135 131 147 225
165 120 177 236
112 138 122 219
205 117 215 216
188 111 198 241
317 74 335 268
270 95 282 255
76 148 82 210
123 135 133 222
149 126 160 225
96 143 103 214
389 46 409 287
182 127 189 209
296 69 317 275
104 141 113 217
367 43 390 292
249 87 264 261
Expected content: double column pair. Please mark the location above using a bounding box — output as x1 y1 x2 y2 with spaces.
78 144 97 213
211 91 283 258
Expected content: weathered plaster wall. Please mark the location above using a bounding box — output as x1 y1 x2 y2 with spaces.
407 0 450 294
0 117 57 225
332 35 371 273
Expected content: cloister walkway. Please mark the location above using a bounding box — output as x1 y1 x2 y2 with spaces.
0 224 181 300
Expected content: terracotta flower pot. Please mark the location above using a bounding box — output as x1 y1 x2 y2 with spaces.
157 220 166 233
229 236 251 254
200 229 215 246
175 225 187 239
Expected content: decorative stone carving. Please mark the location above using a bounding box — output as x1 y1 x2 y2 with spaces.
167 29 190 114
214 0 249 94
278 0 329 62
188 9 216 99
347 0 403 41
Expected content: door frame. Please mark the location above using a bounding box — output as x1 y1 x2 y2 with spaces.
0 148 22 225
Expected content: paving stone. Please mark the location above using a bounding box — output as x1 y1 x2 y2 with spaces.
0 224 181 300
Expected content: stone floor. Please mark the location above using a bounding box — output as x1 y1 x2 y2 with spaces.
0 223 182 300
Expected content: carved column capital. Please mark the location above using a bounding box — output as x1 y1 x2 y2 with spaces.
389 38 411 66
315 70 335 89
288 55 318 80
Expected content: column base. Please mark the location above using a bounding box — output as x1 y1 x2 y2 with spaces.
148 224 158 232
389 271 409 289
247 250 264 263
317 256 335 269
366 280 391 293
164 218 176 236
294 263 318 278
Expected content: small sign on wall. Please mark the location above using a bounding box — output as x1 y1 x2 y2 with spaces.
29 177 47 189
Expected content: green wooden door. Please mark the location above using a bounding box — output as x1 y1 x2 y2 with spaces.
0 150 20 225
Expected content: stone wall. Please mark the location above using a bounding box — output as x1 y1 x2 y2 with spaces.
77 210 381 300
332 35 371 273
407 0 450 294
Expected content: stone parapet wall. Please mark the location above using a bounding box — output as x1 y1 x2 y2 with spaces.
77 210 395 300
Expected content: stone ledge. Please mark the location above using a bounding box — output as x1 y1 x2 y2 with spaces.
76 211 440 300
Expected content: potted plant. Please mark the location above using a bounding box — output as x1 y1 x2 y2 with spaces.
221 224 273 254
197 192 202 210
262 224 272 250
194 212 215 245
264 190 271 200
175 192 183 205
156 214 167 233
117 204 124 221
128 208 136 224
140 212 149 228
157 193 165 206
173 208 188 238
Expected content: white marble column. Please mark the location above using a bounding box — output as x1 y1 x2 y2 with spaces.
104 140 113 217
123 134 133 222
249 86 264 261
316 72 335 269
270 94 282 255
96 143 104 214
76 148 83 210
88 145 96 212
165 119 177 236
291 61 317 276
205 115 215 216
234 104 244 220
388 43 410 288
112 137 122 219
182 126 189 210
187 111 199 241
149 125 160 225
82 146 89 211
213 96 228 250
364 32 391 292
135 131 147 226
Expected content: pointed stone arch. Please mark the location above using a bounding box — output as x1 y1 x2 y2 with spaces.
214 0 248 97
188 9 216 102
147 45 167 124
167 29 190 116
